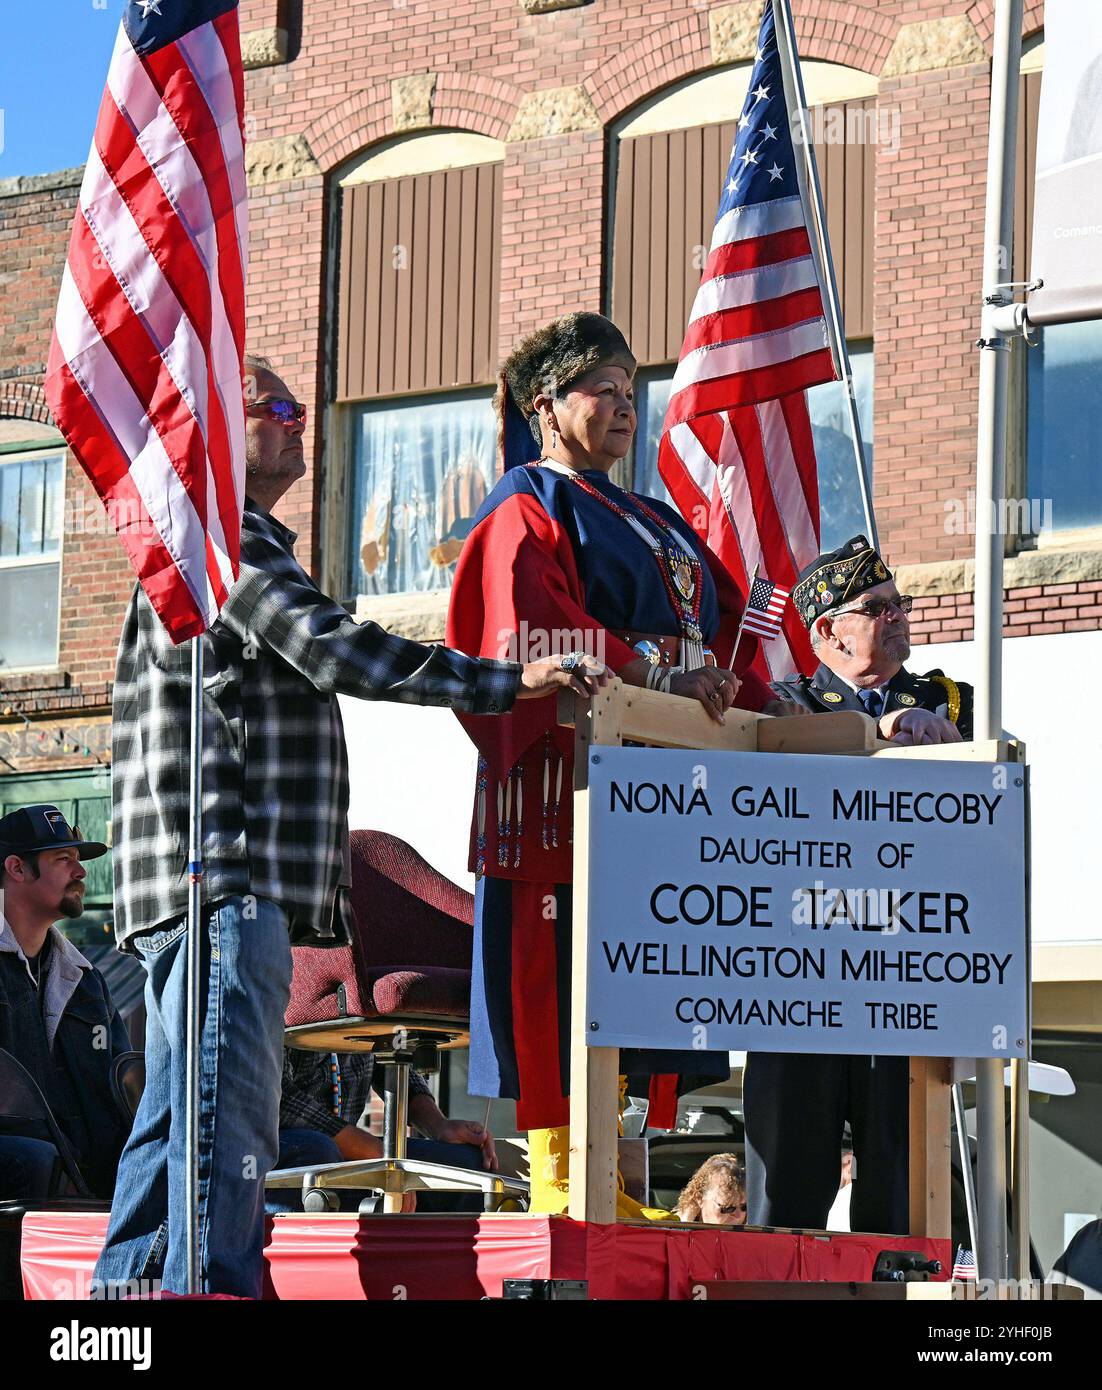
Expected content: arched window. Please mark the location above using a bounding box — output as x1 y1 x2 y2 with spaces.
609 62 877 545
333 131 505 600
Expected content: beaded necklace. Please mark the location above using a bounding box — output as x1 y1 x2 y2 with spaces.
542 464 705 653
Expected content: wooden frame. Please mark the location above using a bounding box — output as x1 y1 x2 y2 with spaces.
559 680 1027 1232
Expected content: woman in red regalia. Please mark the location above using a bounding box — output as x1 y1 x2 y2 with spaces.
447 313 786 1214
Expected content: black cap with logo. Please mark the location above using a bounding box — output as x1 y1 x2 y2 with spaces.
0 805 108 861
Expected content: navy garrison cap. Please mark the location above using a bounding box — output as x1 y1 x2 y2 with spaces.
792 535 893 628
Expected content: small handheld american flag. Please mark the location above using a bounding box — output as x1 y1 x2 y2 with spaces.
952 1247 977 1282
741 573 791 641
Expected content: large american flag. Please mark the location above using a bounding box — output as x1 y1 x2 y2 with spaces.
44 0 248 644
658 0 836 680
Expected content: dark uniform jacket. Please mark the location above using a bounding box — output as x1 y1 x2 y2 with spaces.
770 662 974 739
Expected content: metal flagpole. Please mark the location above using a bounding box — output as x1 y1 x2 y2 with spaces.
952 1080 980 1261
772 0 878 549
973 0 1024 1286
185 635 205 1295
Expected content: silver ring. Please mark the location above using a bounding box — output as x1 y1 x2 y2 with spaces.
560 652 583 673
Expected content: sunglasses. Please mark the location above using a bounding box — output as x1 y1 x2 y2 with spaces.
835 594 913 620
246 397 307 426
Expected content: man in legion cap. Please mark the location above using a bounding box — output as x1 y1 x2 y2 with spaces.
743 535 973 1236
770 534 973 742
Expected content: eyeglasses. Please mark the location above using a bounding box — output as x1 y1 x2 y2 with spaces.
835 594 913 620
246 397 307 426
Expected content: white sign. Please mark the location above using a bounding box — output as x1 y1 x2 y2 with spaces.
585 749 1028 1058
1029 0 1102 326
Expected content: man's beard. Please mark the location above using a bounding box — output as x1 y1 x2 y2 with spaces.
58 888 84 920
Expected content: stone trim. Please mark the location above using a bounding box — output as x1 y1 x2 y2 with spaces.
508 86 602 141
245 134 320 187
881 16 987 79
894 543 1102 598
354 590 449 643
241 27 288 71
0 168 83 199
520 0 591 12
709 3 763 65
392 73 438 133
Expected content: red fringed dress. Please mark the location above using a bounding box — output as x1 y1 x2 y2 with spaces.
446 462 772 1129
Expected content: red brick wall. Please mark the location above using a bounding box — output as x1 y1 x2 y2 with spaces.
0 176 75 423
0 0 1079 718
873 61 991 569
911 580 1102 644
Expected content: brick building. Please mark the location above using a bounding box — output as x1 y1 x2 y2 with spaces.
0 2 1098 1257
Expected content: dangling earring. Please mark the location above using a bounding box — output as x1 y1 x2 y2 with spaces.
551 427 558 450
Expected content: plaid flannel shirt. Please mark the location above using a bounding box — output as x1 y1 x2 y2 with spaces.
279 1048 431 1138
111 499 520 950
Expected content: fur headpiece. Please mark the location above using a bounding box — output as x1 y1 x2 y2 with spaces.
494 313 637 470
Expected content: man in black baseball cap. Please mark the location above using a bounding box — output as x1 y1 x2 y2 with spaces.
0 805 132 1202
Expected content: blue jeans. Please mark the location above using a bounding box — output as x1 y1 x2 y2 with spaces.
0 1135 62 1202
93 896 292 1298
268 1129 485 1214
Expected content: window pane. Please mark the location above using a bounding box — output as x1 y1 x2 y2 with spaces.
1027 320 1102 530
346 393 496 597
632 373 674 502
631 347 874 552
0 461 18 558
0 563 60 668
42 455 64 550
806 344 874 549
17 459 46 553
0 452 64 558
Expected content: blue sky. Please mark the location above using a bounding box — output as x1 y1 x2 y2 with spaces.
0 1 128 179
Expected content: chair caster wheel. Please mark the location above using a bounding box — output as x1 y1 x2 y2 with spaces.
304 1188 340 1212
357 1194 382 1214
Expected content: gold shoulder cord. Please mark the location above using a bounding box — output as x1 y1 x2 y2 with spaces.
928 674 961 726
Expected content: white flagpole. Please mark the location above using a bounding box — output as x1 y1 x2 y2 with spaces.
973 0 1024 1287
772 0 878 549
185 635 205 1295
730 562 760 659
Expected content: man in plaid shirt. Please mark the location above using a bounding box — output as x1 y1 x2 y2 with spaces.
95 356 607 1298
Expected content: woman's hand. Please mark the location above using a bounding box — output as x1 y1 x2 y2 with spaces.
667 667 741 725
516 653 612 700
